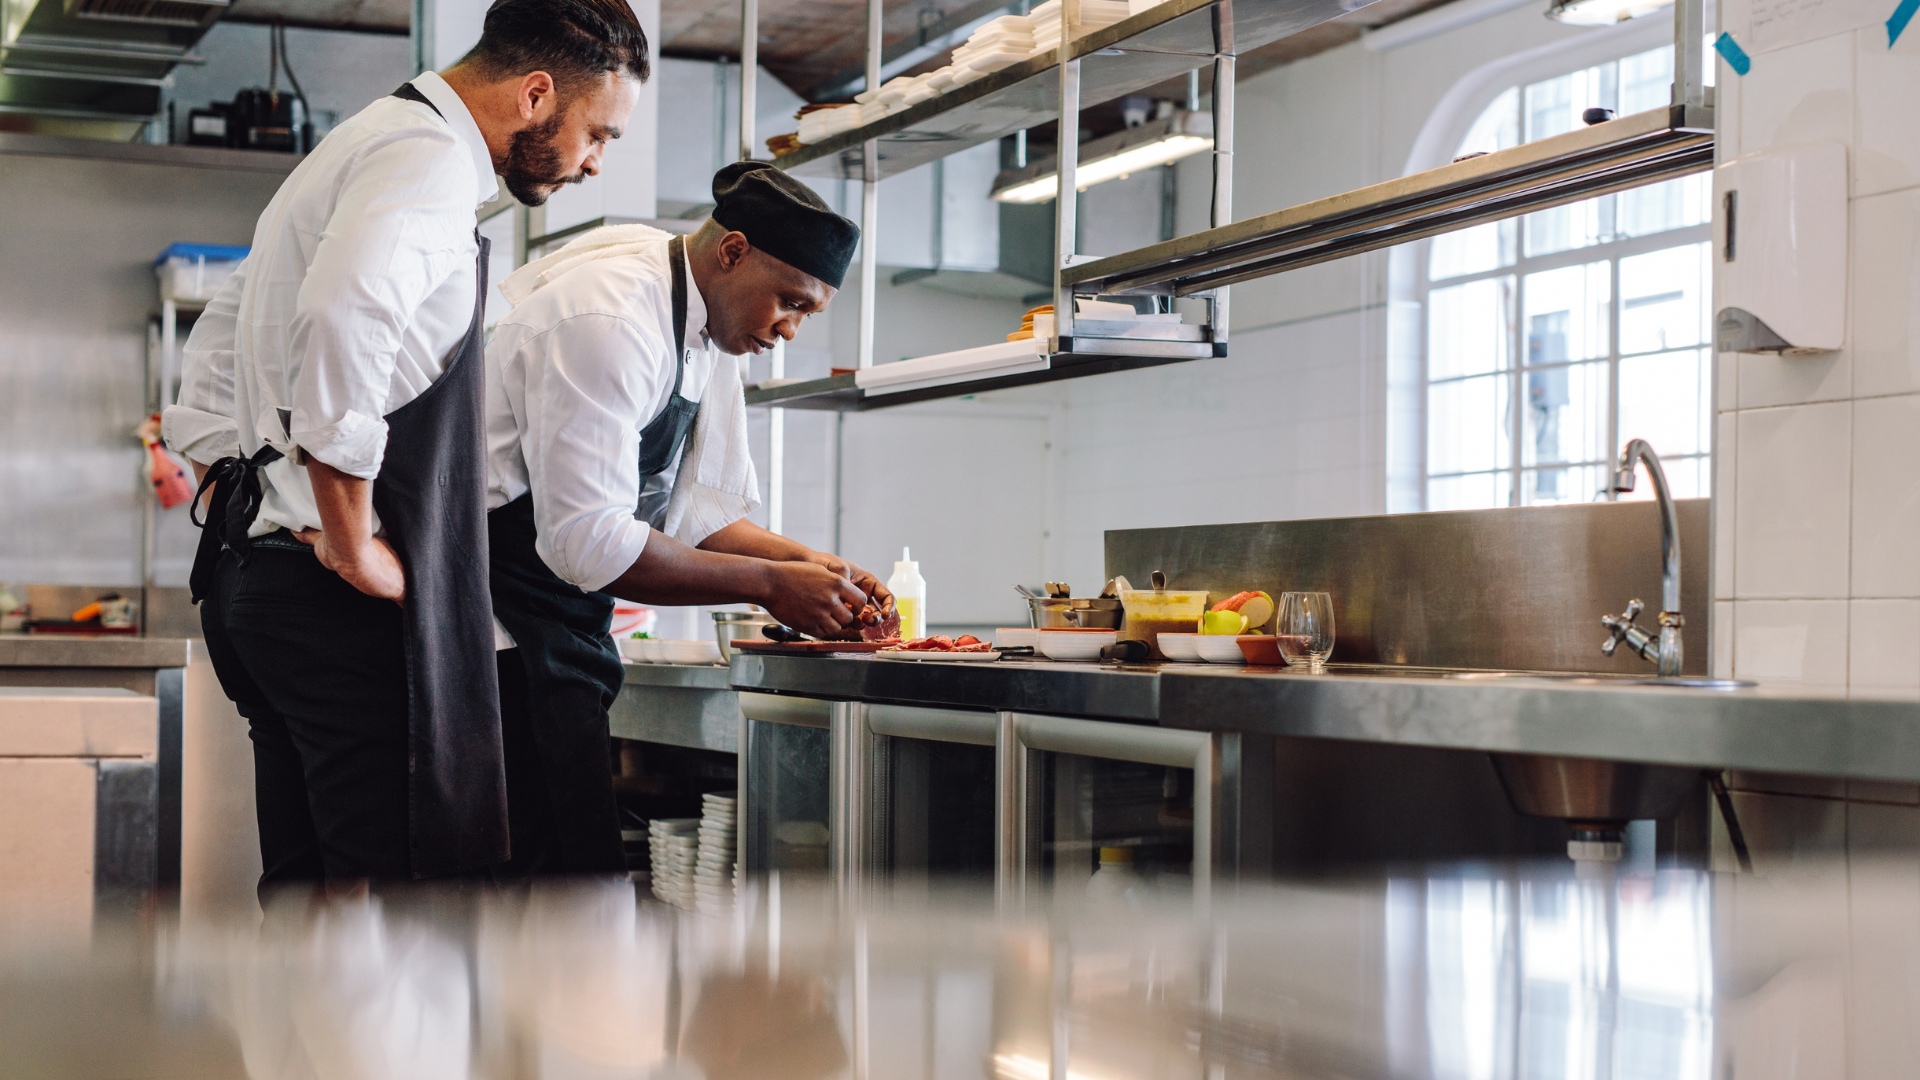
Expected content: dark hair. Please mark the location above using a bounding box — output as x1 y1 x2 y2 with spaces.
460 0 651 92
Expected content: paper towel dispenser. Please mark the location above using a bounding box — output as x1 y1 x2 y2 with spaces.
1713 143 1847 354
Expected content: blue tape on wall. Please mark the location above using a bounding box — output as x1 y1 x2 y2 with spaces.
1714 32 1753 75
1889 0 1919 45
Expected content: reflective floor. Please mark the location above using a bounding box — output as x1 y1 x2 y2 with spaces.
0 860 1908 1079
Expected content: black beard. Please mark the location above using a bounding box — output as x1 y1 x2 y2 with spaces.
501 111 585 206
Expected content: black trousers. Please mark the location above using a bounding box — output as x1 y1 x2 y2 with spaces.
199 542 412 889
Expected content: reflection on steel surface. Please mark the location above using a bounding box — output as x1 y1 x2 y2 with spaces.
0 865 1908 1077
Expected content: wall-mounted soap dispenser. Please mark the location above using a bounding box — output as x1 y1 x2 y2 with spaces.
1713 143 1848 354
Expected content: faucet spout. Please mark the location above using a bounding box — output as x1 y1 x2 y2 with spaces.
1609 439 1683 677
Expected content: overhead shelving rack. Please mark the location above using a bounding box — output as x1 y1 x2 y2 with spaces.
738 0 1714 413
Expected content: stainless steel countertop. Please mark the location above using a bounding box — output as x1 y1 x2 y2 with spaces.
0 636 192 669
610 662 739 752
1160 666 1920 783
728 654 1920 783
728 653 1161 721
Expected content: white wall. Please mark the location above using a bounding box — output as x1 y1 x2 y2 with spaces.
1709 3 1920 697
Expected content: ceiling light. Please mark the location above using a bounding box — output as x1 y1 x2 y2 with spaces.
1545 0 1671 26
992 110 1213 204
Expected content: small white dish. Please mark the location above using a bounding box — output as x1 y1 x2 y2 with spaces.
995 627 1040 649
1036 628 1117 662
1193 635 1248 664
656 639 722 665
1156 633 1202 662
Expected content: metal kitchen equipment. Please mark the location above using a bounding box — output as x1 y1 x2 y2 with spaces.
1600 439 1684 678
713 609 778 662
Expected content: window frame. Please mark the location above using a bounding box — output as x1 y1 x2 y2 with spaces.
1415 53 1713 513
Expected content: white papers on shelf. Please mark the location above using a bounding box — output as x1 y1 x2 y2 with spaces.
854 338 1049 397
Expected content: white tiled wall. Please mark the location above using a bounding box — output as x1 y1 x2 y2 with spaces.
1713 17 1920 696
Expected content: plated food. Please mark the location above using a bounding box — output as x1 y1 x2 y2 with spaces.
881 634 993 653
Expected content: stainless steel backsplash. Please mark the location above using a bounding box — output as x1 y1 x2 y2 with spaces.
1105 500 1709 675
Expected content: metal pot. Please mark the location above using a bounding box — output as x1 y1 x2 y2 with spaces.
714 609 777 662
1026 596 1076 628
1067 598 1124 629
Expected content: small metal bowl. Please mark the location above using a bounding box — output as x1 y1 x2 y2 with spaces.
713 609 777 662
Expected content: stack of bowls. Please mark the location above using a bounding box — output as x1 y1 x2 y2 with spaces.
647 818 699 908
694 793 736 914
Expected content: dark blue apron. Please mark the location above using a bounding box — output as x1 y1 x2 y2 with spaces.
487 234 700 874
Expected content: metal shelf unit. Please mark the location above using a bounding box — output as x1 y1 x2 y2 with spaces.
775 0 1351 183
1067 102 1714 296
739 0 1712 414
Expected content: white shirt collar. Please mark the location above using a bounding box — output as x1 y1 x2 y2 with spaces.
680 240 713 351
410 70 501 207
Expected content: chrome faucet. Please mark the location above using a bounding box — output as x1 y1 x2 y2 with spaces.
1600 439 1683 677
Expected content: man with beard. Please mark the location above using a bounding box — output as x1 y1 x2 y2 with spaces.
161 0 648 891
482 163 887 874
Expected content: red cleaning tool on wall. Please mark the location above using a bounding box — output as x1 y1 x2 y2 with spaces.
136 413 195 509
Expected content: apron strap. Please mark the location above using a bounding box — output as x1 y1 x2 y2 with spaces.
666 235 689 399
189 443 285 549
390 81 445 119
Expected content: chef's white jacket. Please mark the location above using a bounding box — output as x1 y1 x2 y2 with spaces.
162 71 499 537
483 238 725 595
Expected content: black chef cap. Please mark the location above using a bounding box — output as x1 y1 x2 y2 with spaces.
711 161 861 289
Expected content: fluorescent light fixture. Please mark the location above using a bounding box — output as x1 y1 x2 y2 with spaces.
992 110 1213 204
1545 0 1671 25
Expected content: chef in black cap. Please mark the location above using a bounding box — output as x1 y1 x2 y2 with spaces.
479 162 889 875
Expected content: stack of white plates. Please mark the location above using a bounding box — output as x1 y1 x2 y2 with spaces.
953 13 1035 73
1029 0 1129 54
647 818 699 909
694 793 737 914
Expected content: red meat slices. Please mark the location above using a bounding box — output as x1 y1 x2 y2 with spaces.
886 634 993 653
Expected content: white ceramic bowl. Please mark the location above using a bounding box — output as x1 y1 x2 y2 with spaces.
1036 628 1117 662
657 639 723 666
1156 632 1203 662
1193 635 1248 664
625 634 672 661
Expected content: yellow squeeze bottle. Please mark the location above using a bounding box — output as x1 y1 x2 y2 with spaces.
888 548 926 640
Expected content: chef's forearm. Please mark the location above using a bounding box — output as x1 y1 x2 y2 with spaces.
696 519 816 562
305 459 382 565
605 531 778 608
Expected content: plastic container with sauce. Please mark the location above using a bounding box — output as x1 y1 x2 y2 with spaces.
1119 577 1208 660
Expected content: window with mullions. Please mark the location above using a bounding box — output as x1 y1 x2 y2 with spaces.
1422 45 1714 511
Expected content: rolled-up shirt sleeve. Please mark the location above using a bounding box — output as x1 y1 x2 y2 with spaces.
519 313 673 592
287 132 474 478
162 255 248 465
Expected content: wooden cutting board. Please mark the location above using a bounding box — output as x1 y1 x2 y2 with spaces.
731 639 894 654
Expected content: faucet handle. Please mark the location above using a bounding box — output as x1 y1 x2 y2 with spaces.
1601 599 1657 662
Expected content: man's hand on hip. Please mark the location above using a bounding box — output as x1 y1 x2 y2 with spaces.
295 529 407 603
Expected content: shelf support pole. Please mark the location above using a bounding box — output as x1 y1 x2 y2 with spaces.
1052 0 1081 349
857 0 882 370
1672 0 1706 117
1208 10 1234 348
739 0 757 160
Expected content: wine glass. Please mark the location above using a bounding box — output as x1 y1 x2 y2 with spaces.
1279 592 1335 672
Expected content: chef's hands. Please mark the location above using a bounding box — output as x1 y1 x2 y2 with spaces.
295 529 407 604
761 562 870 639
804 553 893 614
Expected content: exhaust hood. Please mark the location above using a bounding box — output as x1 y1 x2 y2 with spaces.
0 0 222 138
